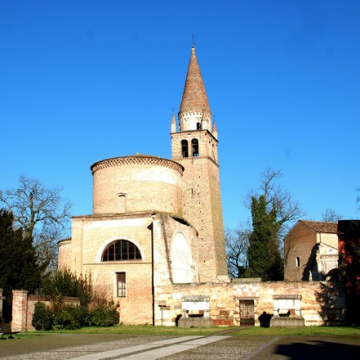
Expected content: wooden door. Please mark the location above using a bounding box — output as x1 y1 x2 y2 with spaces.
239 300 255 326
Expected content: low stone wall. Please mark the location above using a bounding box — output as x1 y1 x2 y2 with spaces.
12 290 80 332
10 279 346 330
154 280 346 327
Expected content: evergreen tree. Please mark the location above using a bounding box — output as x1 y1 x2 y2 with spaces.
240 169 304 281
245 195 284 280
39 269 93 307
0 209 44 321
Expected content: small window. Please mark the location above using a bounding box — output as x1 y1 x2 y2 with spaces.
118 193 126 213
196 122 201 130
296 257 300 267
192 139 199 157
181 140 189 158
102 240 141 261
116 272 126 297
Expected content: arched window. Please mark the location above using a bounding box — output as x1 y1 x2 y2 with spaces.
196 122 201 130
192 139 199 157
102 240 141 261
181 140 189 158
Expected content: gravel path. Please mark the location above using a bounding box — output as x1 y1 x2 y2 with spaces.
1 333 360 360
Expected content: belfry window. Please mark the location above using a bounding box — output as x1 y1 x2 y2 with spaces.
192 139 199 157
181 140 189 158
102 240 141 261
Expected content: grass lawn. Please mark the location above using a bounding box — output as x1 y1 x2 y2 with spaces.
26 325 360 337
232 326 360 337
30 325 222 336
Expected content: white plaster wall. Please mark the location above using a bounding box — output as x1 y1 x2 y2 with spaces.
170 232 193 283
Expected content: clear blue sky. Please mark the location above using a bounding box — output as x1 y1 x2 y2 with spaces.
1 0 359 231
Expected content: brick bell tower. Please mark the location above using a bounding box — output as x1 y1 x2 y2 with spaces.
171 46 228 282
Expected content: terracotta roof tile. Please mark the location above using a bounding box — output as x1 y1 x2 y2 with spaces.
300 220 338 234
179 46 210 114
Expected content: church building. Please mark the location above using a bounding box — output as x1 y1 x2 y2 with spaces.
58 46 229 325
56 46 346 328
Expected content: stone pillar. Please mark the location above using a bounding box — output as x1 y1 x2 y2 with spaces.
0 289 3 316
273 298 280 317
182 309 189 318
12 290 28 332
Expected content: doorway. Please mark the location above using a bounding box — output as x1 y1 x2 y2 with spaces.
239 299 255 326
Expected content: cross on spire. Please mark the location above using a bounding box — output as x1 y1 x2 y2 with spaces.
192 34 197 48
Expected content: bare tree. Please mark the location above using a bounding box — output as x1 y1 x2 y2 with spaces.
230 168 306 280
225 226 250 278
322 208 343 222
246 168 305 242
0 175 72 268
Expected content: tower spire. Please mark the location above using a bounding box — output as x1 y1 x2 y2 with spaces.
170 46 227 282
178 46 211 132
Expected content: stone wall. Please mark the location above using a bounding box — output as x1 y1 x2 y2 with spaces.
153 213 200 285
154 280 345 327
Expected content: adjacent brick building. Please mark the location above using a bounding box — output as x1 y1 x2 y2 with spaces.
284 220 338 281
338 220 360 324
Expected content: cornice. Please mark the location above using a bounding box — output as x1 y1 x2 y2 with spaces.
72 211 155 222
91 155 184 175
171 128 219 143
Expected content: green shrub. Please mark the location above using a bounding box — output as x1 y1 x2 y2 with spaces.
32 302 52 330
52 305 87 330
88 305 119 327
32 302 119 331
39 269 92 306
33 269 120 330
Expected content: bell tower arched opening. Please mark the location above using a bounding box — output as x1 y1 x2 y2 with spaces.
192 139 199 157
181 139 189 158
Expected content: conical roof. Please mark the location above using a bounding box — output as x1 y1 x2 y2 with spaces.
179 47 210 114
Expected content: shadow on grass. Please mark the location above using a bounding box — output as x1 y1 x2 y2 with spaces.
275 339 360 360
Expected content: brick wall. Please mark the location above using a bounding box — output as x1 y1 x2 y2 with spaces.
92 156 183 216
58 239 72 270
172 129 227 282
26 296 80 331
11 290 28 332
11 292 80 332
0 288 3 317
69 213 155 324
285 224 316 281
